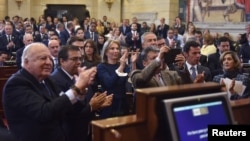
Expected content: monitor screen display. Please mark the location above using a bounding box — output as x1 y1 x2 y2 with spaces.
162 92 234 141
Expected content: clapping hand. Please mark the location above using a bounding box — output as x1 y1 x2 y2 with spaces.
193 71 205 83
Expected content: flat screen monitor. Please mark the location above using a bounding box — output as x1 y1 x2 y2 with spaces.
162 92 234 141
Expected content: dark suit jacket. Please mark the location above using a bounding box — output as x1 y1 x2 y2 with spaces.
157 24 169 38
119 25 131 36
173 24 186 35
15 47 25 69
207 51 223 77
177 64 212 84
131 60 182 88
34 33 49 43
59 29 70 45
240 43 250 63
3 69 73 141
0 34 21 54
125 32 142 51
50 67 93 141
130 23 141 33
84 31 98 42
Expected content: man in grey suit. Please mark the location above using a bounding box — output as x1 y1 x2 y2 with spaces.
130 46 182 88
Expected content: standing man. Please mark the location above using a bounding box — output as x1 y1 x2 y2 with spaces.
50 45 112 141
84 22 98 43
207 37 230 77
157 17 169 39
177 41 212 84
119 19 130 36
48 39 60 72
125 23 142 51
60 21 74 45
0 24 20 55
3 42 97 141
15 33 34 69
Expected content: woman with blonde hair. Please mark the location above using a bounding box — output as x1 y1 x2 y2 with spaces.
97 39 130 118
201 33 217 57
96 19 105 35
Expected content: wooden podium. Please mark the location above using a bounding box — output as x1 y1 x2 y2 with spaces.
92 82 250 141
0 66 18 118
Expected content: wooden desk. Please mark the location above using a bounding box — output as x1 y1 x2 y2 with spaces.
92 82 250 141
0 66 18 118
230 98 250 125
92 82 223 141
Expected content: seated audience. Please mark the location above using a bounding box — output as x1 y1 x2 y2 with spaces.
207 36 230 77
213 51 250 100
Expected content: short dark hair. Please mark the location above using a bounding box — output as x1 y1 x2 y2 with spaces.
183 41 200 53
67 36 84 45
141 46 159 61
58 45 80 66
217 36 230 46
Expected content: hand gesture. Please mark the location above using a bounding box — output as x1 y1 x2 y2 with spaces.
101 94 113 108
175 53 185 69
75 67 97 91
89 91 107 111
194 71 205 83
130 50 139 63
158 46 170 60
229 79 236 95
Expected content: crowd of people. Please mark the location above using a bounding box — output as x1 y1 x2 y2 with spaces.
0 14 250 141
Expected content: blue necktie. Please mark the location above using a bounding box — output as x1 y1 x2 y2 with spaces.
190 66 196 81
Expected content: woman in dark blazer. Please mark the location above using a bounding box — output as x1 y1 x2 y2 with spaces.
213 51 250 100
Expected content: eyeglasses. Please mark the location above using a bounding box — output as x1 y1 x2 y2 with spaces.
158 43 166 47
68 57 82 62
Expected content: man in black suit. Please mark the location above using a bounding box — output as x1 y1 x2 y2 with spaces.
157 17 169 39
3 42 98 141
119 19 131 36
48 39 60 72
50 45 112 141
34 25 48 43
60 22 74 45
84 22 99 43
0 117 15 141
207 37 230 77
125 23 142 51
177 41 212 84
130 17 141 33
0 24 20 55
16 33 34 69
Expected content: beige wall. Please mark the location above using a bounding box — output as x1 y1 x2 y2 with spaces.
1 0 179 26
122 0 178 25
0 0 7 20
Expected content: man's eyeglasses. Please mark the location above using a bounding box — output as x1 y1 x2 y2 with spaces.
68 57 82 62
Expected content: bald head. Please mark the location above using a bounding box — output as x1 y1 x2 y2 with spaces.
22 43 53 81
23 33 34 46
48 40 60 57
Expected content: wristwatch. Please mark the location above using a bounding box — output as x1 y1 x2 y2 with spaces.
71 85 87 95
